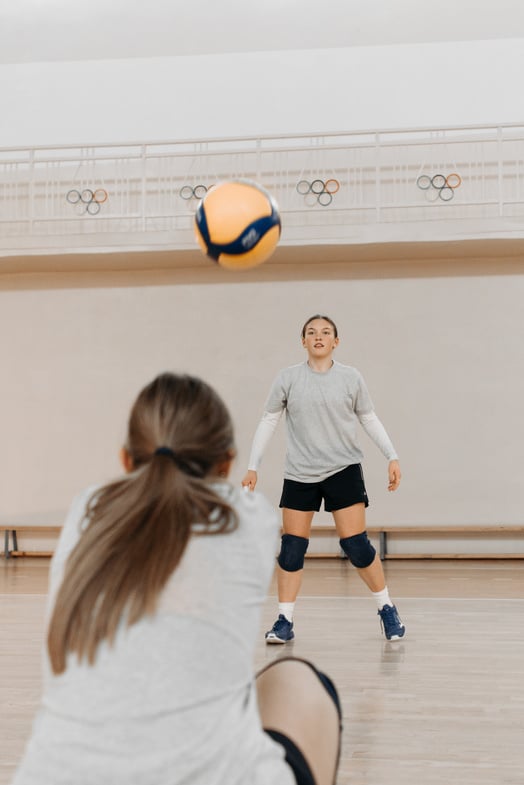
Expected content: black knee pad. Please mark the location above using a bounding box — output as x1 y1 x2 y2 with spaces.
277 534 309 572
339 532 376 568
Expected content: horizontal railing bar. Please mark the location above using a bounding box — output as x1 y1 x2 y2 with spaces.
0 120 524 154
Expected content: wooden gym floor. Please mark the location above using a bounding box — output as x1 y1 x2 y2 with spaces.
2 558 524 785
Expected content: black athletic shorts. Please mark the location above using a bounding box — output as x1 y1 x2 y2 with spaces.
265 729 316 785
279 463 369 512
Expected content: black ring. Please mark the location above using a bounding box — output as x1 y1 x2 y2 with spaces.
310 179 325 195
431 174 447 189
193 184 208 199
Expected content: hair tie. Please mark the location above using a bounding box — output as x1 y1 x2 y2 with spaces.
153 446 204 478
154 446 178 461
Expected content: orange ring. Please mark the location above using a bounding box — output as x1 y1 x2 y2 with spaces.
446 173 462 189
93 188 108 203
324 178 340 194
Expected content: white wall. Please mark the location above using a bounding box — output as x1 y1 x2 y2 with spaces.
1 39 523 147
1 265 523 529
1 33 523 538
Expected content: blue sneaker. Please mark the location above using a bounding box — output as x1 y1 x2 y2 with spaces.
265 614 294 644
378 604 405 640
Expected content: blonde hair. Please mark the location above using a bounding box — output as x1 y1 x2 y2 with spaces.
48 373 236 674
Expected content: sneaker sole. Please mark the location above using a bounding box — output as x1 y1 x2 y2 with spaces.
385 629 406 641
265 634 294 644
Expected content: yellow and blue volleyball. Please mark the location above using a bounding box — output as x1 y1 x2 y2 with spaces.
194 179 281 270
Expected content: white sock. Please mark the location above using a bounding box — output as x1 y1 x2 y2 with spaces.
372 587 393 610
279 602 295 622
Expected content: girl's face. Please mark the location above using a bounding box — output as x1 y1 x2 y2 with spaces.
302 319 339 359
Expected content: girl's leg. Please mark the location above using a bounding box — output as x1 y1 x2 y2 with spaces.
332 503 386 592
277 509 315 602
332 504 405 639
256 657 342 785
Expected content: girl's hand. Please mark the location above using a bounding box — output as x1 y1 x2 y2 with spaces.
388 460 401 491
242 470 258 492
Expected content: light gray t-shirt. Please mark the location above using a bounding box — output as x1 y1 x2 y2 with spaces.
11 483 294 785
264 360 375 482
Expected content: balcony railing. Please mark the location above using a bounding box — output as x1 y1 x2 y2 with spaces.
1 122 524 255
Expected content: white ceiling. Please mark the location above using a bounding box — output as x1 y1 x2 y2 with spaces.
2 0 524 65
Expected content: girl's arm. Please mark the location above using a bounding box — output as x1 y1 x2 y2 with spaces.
358 411 398 461
242 410 282 490
358 411 401 491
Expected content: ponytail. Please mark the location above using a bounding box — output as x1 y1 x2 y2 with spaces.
48 373 236 674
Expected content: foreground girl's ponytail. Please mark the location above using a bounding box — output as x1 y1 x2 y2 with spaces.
48 373 237 674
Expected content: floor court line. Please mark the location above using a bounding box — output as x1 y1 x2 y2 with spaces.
272 595 524 602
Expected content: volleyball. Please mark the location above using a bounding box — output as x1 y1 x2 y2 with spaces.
194 179 281 270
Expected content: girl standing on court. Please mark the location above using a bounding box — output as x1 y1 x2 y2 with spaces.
12 372 341 785
242 315 405 643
